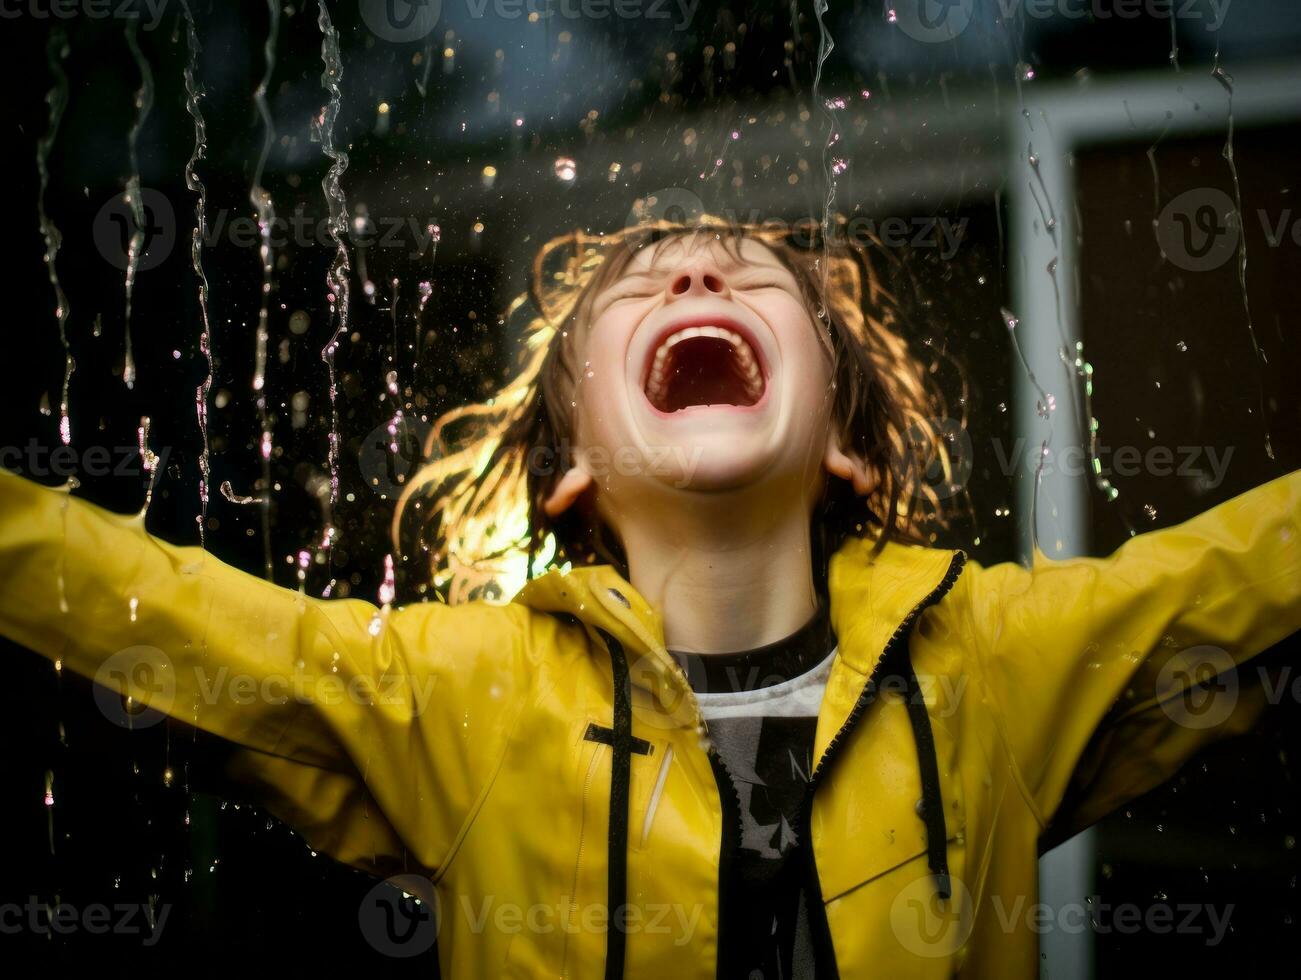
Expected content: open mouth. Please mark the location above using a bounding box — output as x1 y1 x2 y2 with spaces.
643 324 766 413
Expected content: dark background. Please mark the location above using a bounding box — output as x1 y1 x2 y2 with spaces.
0 0 1298 974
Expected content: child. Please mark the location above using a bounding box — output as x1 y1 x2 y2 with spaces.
1 217 1298 979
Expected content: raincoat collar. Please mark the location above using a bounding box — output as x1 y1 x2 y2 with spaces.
513 535 964 714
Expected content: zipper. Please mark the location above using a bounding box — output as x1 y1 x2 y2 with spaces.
800 550 967 977
706 739 744 979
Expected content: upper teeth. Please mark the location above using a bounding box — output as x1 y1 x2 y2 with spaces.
644 324 765 408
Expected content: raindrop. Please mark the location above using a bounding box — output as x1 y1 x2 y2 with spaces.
554 157 577 182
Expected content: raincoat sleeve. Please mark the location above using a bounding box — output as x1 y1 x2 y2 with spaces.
958 469 1301 839
0 469 542 878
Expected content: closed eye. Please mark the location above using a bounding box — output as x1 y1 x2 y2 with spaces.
737 277 792 291
594 277 661 312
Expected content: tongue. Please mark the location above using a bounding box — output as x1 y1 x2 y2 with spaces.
656 336 759 412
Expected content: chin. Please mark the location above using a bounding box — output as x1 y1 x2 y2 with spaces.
641 425 776 492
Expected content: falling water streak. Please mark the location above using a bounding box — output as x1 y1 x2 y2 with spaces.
1145 114 1174 219
122 20 154 391
1001 15 1077 550
1025 147 1121 515
1001 308 1056 556
315 0 353 514
808 0 838 306
1211 55 1273 460
181 0 214 546
138 417 160 514
36 30 74 626
249 0 281 579
369 554 396 637
1026 149 1082 429
37 29 73 449
415 38 435 97
1168 0 1180 70
414 226 440 368
389 277 401 380
36 17 71 828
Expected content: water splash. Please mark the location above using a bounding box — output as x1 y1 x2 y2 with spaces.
249 0 281 579
219 481 263 506
122 19 154 391
1211 53 1273 460
36 28 73 448
315 0 353 512
181 0 214 545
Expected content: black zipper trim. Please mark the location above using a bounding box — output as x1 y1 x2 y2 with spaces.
801 550 967 978
706 745 744 979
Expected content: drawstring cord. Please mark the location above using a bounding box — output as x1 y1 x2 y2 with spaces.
899 646 953 901
601 630 633 979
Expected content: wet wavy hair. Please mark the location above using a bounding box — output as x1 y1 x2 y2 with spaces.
394 214 961 604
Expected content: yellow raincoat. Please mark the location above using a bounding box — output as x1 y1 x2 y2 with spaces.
1 468 1298 977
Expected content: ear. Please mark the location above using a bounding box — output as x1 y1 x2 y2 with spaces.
823 433 879 497
542 464 595 518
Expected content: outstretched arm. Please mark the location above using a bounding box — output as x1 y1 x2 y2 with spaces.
0 469 548 877
952 470 1301 839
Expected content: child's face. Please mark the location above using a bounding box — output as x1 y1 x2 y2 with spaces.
545 233 864 520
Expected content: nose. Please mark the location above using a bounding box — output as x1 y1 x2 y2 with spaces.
664 260 731 301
